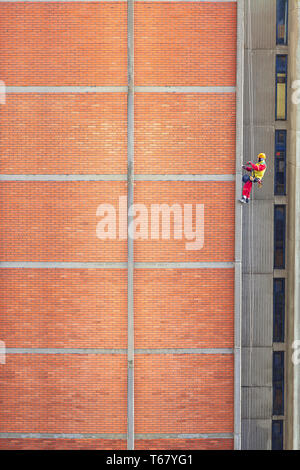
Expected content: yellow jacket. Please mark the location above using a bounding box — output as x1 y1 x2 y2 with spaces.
247 161 267 181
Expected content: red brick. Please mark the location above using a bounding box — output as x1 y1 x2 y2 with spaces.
0 94 127 174
0 354 127 433
0 269 127 349
0 439 126 450
0 181 234 263
135 354 234 433
135 439 234 450
135 3 236 86
135 269 234 349
135 181 235 262
0 181 127 262
0 3 127 85
135 93 236 174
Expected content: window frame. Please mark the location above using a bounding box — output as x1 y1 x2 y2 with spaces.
274 129 287 196
273 351 285 416
273 278 285 343
275 55 288 121
272 420 284 450
274 205 286 270
276 0 289 45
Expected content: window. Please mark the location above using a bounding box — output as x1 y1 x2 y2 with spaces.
276 55 288 120
273 351 285 416
273 279 285 342
274 130 287 195
274 205 286 269
272 420 284 450
276 0 288 45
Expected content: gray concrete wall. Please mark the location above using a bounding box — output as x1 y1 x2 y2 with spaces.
244 0 276 50
286 0 300 451
241 0 288 450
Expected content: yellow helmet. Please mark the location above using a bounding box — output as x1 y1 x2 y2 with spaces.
258 153 266 160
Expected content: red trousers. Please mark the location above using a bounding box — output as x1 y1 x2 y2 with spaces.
242 180 253 199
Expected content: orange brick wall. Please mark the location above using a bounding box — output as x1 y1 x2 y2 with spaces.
0 0 237 451
0 181 234 262
135 269 234 349
135 93 236 174
0 181 127 262
0 94 127 174
135 181 235 262
0 3 127 85
0 268 233 350
0 439 127 450
0 355 127 433
0 438 233 451
135 3 236 86
0 92 235 175
0 269 127 349
135 355 234 433
135 439 234 450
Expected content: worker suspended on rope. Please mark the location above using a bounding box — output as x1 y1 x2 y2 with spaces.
239 153 267 204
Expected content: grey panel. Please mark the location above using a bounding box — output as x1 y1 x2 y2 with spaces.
242 200 274 274
242 347 272 387
242 387 272 419
242 274 273 347
241 419 272 450
244 50 275 126
245 0 276 50
243 124 275 200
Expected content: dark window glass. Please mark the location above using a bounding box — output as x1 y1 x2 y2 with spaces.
276 56 288 120
274 205 286 269
275 130 287 195
273 351 285 416
273 279 285 342
272 420 284 450
276 0 288 45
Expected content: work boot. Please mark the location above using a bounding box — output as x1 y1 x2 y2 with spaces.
239 196 247 204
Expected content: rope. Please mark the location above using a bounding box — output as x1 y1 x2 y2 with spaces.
246 0 255 449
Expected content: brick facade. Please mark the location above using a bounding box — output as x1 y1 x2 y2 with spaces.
0 1 237 450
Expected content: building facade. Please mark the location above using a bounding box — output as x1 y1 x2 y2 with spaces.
0 0 298 451
241 0 300 451
0 0 237 450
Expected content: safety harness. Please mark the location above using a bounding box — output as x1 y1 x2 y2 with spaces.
250 160 267 186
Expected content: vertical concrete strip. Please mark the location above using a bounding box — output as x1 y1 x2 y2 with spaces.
127 0 135 451
289 0 300 450
234 0 244 450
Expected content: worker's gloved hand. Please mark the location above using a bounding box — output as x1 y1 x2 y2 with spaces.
242 165 247 170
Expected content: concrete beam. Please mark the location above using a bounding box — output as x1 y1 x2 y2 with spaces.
5 348 233 355
0 262 234 269
234 0 245 451
287 0 300 451
0 432 234 440
0 174 235 182
5 86 235 93
127 0 134 451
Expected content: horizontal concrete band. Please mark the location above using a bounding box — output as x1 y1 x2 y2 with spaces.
0 174 235 182
5 86 236 93
5 348 234 354
136 86 236 93
0 262 234 269
0 0 236 2
0 433 234 440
